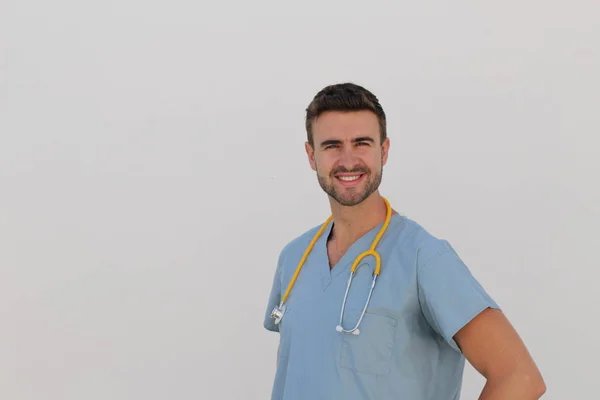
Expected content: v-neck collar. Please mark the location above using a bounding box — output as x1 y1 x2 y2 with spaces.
316 214 398 290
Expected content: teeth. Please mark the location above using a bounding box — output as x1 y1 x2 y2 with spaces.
339 175 361 181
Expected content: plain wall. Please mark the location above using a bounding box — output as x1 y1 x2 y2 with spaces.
1 1 598 399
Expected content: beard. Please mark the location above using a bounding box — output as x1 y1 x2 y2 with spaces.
316 165 383 207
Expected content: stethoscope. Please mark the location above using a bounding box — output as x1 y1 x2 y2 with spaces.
270 197 392 335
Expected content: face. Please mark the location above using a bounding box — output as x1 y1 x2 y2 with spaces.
305 110 390 207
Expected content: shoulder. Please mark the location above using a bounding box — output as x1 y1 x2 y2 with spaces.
391 214 457 269
275 220 329 267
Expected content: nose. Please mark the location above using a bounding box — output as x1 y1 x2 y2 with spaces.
338 145 357 168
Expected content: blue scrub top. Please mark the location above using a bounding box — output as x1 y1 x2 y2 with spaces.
263 214 499 400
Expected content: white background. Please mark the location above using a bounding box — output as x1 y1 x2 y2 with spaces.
1 1 598 399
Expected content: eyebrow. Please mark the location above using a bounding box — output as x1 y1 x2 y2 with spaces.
319 137 375 148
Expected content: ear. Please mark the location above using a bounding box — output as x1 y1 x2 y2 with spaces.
381 137 390 166
305 141 317 171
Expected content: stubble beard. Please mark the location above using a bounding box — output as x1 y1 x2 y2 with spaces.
316 167 383 207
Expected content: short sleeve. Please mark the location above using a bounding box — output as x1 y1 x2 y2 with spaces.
417 240 500 353
263 250 285 333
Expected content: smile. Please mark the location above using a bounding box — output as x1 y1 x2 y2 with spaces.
335 173 366 186
338 175 362 181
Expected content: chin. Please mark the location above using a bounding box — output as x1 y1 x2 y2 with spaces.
334 193 369 207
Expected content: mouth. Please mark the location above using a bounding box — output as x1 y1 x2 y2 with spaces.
334 173 366 187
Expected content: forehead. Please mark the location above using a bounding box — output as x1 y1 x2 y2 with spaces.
312 110 380 142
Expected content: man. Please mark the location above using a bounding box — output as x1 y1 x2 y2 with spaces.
263 82 546 399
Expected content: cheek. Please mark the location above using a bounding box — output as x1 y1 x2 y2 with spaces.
360 151 378 163
314 154 333 169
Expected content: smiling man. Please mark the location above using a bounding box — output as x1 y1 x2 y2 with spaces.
263 83 546 400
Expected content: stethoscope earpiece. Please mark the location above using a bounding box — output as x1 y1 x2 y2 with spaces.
336 325 360 335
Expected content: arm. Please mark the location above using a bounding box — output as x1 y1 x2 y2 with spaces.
454 308 546 399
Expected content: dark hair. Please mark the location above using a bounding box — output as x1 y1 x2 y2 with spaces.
305 82 387 147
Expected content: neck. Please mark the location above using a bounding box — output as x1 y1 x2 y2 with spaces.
328 192 389 246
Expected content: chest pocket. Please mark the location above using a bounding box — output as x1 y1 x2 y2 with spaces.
339 309 398 376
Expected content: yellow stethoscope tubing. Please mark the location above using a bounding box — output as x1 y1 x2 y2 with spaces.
336 198 391 334
280 215 333 305
349 197 392 275
280 197 392 306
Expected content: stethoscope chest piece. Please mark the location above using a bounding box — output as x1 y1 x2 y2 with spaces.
271 303 286 325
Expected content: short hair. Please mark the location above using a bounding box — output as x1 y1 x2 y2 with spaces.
305 82 387 147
